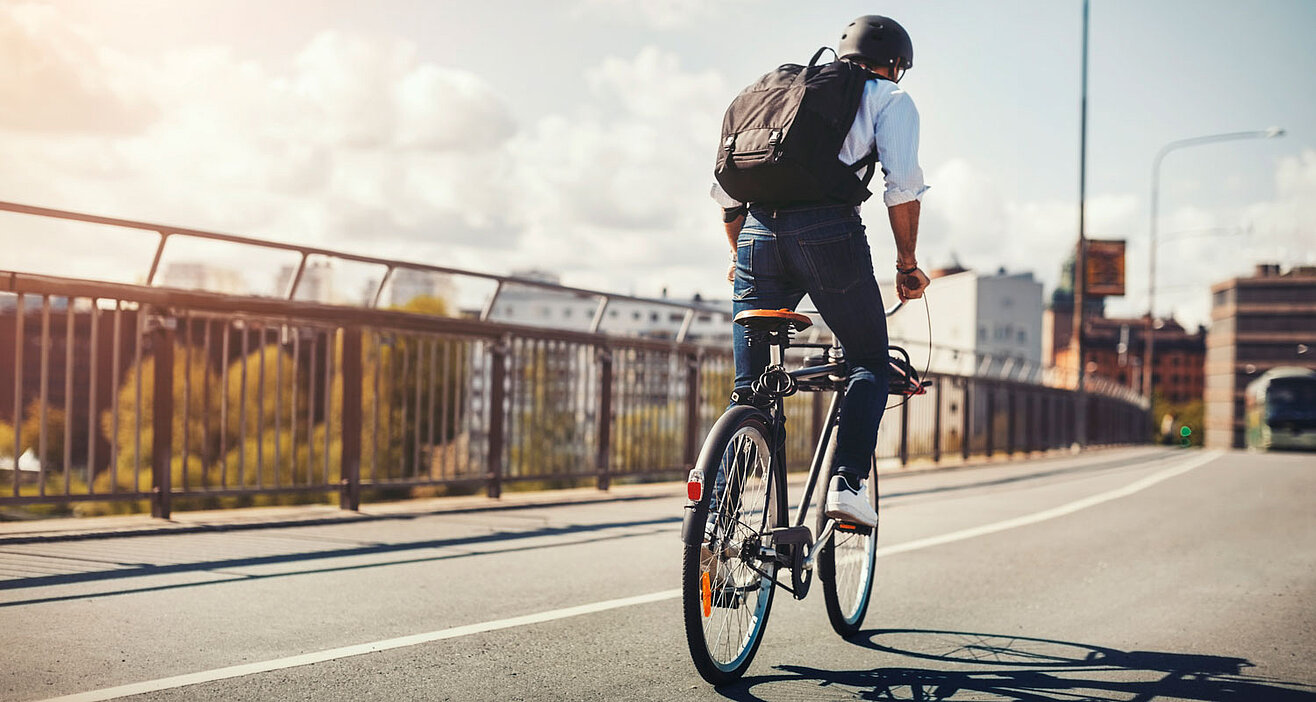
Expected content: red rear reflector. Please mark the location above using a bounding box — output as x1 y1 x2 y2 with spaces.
687 481 703 502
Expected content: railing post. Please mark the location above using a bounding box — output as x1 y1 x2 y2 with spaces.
150 315 175 519
961 378 972 461
486 336 509 499
1023 391 1033 454
985 384 996 458
1005 384 1016 456
931 376 942 463
682 350 701 474
1043 393 1053 451
339 328 362 510
1026 392 1037 450
596 346 613 491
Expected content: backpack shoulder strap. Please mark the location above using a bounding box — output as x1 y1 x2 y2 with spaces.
850 150 881 188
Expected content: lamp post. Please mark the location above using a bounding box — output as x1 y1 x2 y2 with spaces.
1073 0 1090 447
1144 127 1285 401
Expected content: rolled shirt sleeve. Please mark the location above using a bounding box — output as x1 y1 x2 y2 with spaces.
872 89 928 207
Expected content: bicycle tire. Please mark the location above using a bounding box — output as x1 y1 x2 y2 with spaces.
817 452 878 638
682 409 783 685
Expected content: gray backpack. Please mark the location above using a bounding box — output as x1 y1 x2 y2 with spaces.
714 48 878 207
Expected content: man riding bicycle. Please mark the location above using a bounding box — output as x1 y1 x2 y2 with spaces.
712 14 930 528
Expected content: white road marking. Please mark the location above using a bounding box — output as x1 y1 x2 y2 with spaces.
876 450 1220 558
39 450 1219 702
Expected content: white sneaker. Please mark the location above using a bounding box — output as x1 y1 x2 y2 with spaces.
825 475 877 527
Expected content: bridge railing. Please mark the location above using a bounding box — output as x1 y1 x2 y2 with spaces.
1 269 1148 518
0 200 1148 516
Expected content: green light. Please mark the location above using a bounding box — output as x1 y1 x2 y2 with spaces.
1180 426 1192 437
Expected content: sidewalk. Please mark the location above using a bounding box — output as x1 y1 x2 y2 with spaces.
0 481 688 544
0 445 1123 544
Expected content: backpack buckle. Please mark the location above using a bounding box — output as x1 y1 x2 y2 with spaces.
767 130 782 146
723 135 736 152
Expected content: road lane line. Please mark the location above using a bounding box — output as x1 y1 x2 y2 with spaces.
39 450 1218 702
876 449 1221 558
38 589 681 702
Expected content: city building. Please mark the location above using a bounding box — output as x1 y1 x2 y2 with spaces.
382 268 456 309
884 267 1044 379
274 261 336 304
1205 264 1316 449
1053 316 1205 403
482 270 738 345
159 262 248 296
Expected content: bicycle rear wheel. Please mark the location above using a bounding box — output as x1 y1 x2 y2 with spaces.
817 455 878 638
682 411 782 685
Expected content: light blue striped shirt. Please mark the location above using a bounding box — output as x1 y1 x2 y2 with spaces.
712 76 929 208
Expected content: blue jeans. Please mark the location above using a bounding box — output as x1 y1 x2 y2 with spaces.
732 204 890 479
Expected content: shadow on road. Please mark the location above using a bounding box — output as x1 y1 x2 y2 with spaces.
0 514 680 606
715 629 1316 701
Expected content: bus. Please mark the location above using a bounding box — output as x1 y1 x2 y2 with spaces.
1244 367 1316 451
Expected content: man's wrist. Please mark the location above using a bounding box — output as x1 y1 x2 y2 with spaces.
897 260 919 274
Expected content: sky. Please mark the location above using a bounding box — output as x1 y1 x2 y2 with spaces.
1 0 1313 326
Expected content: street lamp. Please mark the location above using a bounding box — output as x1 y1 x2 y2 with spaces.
1144 127 1285 400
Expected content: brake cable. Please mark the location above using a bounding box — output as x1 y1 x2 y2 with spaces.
884 291 933 412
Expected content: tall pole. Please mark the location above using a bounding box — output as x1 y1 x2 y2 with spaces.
1144 128 1285 401
1072 0 1090 447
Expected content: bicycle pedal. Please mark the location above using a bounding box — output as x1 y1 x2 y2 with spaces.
835 521 873 536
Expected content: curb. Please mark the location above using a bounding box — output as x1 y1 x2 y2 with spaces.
0 446 1159 544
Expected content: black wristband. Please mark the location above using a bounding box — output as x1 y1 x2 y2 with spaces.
897 265 919 275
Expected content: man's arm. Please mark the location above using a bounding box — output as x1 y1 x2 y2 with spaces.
888 200 929 302
724 209 745 282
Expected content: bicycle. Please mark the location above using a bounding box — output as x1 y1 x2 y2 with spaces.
680 304 927 685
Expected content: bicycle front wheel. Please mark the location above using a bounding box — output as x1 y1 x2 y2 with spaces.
682 410 782 685
818 455 878 638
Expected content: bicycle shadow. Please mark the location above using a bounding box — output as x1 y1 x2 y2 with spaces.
714 629 1316 701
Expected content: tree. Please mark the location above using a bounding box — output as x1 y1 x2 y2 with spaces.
0 421 14 463
98 346 221 493
334 296 472 481
19 399 67 470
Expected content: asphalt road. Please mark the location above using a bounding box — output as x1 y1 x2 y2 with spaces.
3 447 1314 701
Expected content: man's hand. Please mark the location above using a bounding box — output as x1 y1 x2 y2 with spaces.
896 267 930 302
727 262 736 283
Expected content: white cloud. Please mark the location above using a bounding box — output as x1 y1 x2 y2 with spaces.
0 4 526 287
575 0 760 29
506 47 730 292
0 3 156 133
0 4 738 302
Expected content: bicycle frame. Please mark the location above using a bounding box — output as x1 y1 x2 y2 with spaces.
682 301 910 562
680 342 848 565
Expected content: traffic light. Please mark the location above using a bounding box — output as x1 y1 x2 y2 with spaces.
1179 425 1192 447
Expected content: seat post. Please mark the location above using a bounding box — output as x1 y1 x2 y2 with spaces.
769 337 784 367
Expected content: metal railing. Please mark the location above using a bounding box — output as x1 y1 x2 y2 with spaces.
0 202 1150 517
1 269 1148 517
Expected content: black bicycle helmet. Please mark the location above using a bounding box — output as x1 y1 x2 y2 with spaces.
838 15 913 70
